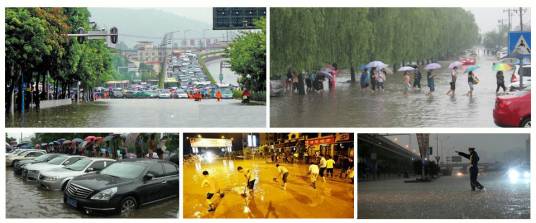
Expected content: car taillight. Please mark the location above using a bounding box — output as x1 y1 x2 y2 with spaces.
495 98 508 109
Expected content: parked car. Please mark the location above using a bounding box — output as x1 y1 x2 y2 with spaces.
6 150 46 167
493 88 531 127
23 155 85 181
64 159 179 215
508 64 531 91
13 153 64 175
176 89 188 98
158 90 171 99
38 158 115 191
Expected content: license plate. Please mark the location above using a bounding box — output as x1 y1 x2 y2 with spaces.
66 197 78 208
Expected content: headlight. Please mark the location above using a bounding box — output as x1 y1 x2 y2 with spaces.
508 168 519 181
91 187 118 201
42 175 59 181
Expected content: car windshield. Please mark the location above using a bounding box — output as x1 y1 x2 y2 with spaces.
221 89 232 94
65 158 92 171
34 154 52 162
47 156 68 165
100 162 146 179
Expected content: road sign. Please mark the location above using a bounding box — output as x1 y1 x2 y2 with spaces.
213 7 266 30
508 31 531 57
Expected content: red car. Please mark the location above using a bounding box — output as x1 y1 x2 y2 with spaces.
459 57 476 65
493 90 531 127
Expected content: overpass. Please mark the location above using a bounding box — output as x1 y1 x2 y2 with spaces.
358 134 421 180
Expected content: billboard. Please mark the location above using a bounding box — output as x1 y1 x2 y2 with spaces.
213 7 266 30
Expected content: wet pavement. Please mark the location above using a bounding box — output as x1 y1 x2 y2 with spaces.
206 58 238 85
271 52 505 127
5 168 179 218
6 99 266 127
358 172 530 219
183 159 354 218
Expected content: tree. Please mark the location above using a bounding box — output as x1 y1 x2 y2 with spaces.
225 17 266 93
270 8 480 76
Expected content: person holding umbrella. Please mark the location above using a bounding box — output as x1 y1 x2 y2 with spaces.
411 65 422 90
496 71 506 94
464 65 480 97
446 66 459 96
424 63 441 96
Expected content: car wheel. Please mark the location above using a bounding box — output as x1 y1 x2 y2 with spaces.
521 118 531 128
12 160 18 167
120 196 137 214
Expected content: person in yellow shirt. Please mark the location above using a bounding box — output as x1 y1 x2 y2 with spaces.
326 156 335 178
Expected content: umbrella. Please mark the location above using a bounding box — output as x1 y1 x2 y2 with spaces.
424 63 442 70
40 143 48 147
359 64 368 71
366 61 386 68
398 66 416 72
72 138 83 143
448 61 463 70
493 63 513 71
53 141 60 145
103 135 114 142
464 65 480 73
63 140 72 145
409 64 419 69
85 136 97 141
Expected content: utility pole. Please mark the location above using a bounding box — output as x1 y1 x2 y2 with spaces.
503 8 513 31
513 7 526 31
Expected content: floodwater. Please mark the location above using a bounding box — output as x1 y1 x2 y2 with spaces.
5 168 179 218
6 99 266 127
271 53 506 127
183 159 354 218
358 172 530 219
206 58 238 85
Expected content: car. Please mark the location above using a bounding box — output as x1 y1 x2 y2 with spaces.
459 57 476 65
132 91 151 98
506 163 530 183
112 88 124 98
23 155 85 181
493 88 531 127
13 153 64 175
38 158 115 191
508 64 531 91
270 80 284 97
158 90 171 99
176 89 188 98
6 150 46 167
63 159 179 215
220 88 234 99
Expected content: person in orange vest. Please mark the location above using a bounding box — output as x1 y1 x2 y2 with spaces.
215 90 222 102
195 91 202 101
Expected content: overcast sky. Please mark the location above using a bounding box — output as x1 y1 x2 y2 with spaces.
160 8 213 25
466 7 531 33
385 134 529 164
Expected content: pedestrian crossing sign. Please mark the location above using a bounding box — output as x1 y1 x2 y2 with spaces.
508 32 531 57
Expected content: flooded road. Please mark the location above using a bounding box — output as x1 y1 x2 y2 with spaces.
6 99 266 127
206 57 238 85
5 168 179 218
271 53 505 127
183 159 354 218
358 172 530 219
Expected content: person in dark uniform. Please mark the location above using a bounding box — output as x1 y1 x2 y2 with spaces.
456 147 485 191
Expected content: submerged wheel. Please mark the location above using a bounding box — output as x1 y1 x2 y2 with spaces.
521 118 531 128
120 196 137 214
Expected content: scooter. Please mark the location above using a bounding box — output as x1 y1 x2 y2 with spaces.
241 95 250 104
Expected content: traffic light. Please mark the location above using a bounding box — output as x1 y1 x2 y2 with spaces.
76 27 86 44
110 27 118 44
